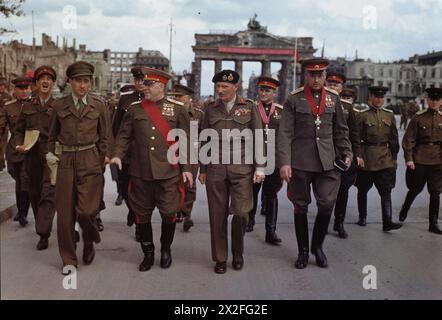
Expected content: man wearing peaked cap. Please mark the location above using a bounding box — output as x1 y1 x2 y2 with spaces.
199 69 265 274
341 88 356 102
111 66 193 272
0 76 13 172
169 84 195 97
399 87 442 235
66 61 95 79
33 66 56 83
302 58 329 73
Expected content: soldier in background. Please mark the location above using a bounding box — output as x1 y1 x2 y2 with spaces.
1 77 33 226
350 86 402 232
399 88 442 235
0 76 13 171
15 66 57 250
169 84 204 232
399 100 409 130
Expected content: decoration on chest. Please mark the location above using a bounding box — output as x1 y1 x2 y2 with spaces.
273 109 282 120
325 94 335 108
234 108 251 117
162 103 175 117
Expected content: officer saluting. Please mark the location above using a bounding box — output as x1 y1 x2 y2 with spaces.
277 58 352 269
399 88 442 234
199 70 265 274
350 86 402 231
47 61 109 274
111 68 193 272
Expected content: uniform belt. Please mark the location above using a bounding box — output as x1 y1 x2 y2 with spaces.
60 143 96 152
362 141 389 147
420 141 441 146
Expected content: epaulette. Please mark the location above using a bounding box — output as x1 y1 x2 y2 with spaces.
381 107 393 113
438 110 442 116
325 87 339 96
353 106 370 113
90 94 106 103
193 106 204 113
120 90 134 96
4 99 16 106
340 98 352 105
238 98 255 105
416 109 427 115
291 86 304 95
274 103 283 109
166 97 184 106
130 100 141 106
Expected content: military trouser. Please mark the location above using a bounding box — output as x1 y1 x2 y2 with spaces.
206 165 253 263
0 131 7 170
7 160 31 220
181 165 199 218
25 144 56 238
56 147 103 267
334 161 357 224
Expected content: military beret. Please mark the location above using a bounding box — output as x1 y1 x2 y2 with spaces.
425 87 442 100
170 84 194 96
302 58 329 72
326 69 346 84
340 87 356 99
368 86 388 97
212 70 240 84
257 76 280 89
131 67 144 79
34 66 57 82
142 67 172 85
12 76 32 88
66 61 95 79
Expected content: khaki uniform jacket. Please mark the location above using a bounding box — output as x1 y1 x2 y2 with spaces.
402 108 442 165
350 105 399 171
112 97 192 181
277 87 352 172
3 99 29 163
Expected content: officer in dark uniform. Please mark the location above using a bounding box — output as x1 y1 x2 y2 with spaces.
350 86 402 231
169 84 204 232
112 68 145 228
199 70 265 274
277 58 352 269
0 76 13 171
15 66 57 250
111 68 193 272
399 87 442 234
246 76 283 245
1 77 33 226
326 71 358 239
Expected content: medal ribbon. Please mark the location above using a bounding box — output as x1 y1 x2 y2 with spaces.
304 86 326 118
258 101 276 125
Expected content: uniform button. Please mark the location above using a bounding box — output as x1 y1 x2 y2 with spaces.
152 127 156 130
316 137 320 141
151 136 155 140
150 147 155 151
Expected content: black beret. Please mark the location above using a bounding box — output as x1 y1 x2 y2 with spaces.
212 70 240 84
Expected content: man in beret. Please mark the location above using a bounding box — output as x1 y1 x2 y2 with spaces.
111 67 145 230
111 68 193 272
15 66 57 249
47 61 110 273
0 76 13 171
326 70 358 239
0 77 33 226
246 76 283 246
169 84 204 232
277 58 352 269
349 86 402 232
399 88 442 234
199 69 265 274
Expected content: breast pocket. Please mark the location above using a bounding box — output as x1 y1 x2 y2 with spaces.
57 110 75 132
22 108 40 129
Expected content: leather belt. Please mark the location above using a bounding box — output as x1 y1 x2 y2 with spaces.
362 141 389 147
61 143 96 152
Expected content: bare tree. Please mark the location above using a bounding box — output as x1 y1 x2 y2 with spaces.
0 0 26 35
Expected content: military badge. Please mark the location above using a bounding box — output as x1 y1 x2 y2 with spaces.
228 73 234 81
222 74 228 81
162 103 175 116
326 94 335 108
234 108 251 117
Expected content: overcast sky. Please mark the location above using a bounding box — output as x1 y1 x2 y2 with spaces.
1 0 441 95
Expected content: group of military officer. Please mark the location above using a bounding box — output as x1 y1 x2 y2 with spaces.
0 56 441 275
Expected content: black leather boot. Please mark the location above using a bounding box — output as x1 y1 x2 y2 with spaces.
265 198 281 245
137 223 154 271
160 222 176 269
311 214 332 268
115 194 123 206
127 209 135 227
357 192 367 226
333 188 348 238
294 214 309 269
429 195 442 235
17 191 30 226
399 191 418 222
245 215 255 232
381 194 402 232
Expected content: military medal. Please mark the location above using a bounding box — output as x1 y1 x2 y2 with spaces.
315 116 322 127
258 101 276 138
304 86 326 129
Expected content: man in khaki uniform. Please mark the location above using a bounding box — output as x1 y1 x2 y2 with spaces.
1 77 33 226
277 58 352 269
169 84 204 232
247 76 283 245
399 87 442 234
15 66 57 250
111 68 193 272
199 70 265 274
47 61 109 274
350 86 402 231
0 76 13 171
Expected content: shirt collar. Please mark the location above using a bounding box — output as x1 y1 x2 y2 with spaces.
72 93 88 106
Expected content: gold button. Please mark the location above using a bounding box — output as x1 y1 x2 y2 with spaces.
317 137 320 141
150 147 155 151
151 136 155 140
152 127 156 130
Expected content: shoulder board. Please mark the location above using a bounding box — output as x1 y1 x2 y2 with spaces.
438 110 442 116
340 98 352 105
291 86 304 95
246 98 255 104
325 87 339 96
274 103 283 109
130 101 141 106
416 109 427 115
353 106 370 113
381 107 393 113
193 106 204 113
166 97 184 106
4 99 16 106
120 90 134 96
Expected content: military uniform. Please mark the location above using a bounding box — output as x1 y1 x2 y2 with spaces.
15 66 57 248
0 84 13 171
399 88 442 234
112 67 191 272
277 58 352 269
47 62 109 270
350 86 401 231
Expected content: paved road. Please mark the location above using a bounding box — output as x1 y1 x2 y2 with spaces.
1 119 441 300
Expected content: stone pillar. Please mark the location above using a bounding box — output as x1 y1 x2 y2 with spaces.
261 60 271 76
235 60 243 97
279 60 293 103
192 58 202 100
213 59 223 96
